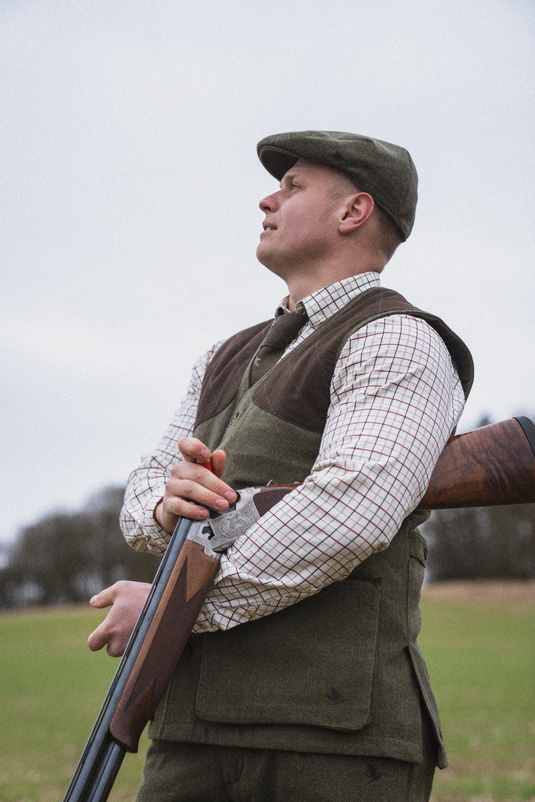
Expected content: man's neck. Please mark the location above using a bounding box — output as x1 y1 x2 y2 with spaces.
286 264 384 311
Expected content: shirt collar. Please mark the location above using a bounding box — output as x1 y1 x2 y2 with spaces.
275 272 382 327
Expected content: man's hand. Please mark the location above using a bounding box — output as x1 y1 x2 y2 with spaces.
88 581 151 657
154 437 238 534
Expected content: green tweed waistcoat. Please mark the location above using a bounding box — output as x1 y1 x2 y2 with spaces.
149 287 473 768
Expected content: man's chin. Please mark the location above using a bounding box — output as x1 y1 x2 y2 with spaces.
256 250 286 281
256 243 274 268
256 246 284 276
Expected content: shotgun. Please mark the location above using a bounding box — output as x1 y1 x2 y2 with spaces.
62 416 535 802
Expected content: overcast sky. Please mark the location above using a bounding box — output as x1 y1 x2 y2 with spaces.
1 0 534 546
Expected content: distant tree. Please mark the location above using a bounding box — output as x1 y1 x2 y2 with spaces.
0 486 161 609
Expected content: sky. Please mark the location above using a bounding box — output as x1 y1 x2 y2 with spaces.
1 0 534 546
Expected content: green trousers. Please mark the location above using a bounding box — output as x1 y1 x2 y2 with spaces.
136 710 438 802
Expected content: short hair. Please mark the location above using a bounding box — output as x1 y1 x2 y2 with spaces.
372 203 403 262
333 170 403 262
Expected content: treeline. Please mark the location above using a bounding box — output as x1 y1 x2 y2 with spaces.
422 503 535 581
0 486 160 610
1 415 535 609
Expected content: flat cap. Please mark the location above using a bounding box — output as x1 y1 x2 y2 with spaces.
257 130 418 241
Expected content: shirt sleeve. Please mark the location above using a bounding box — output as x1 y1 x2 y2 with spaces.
192 315 466 632
120 342 221 555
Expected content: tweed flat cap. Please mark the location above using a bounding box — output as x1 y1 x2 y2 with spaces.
257 130 418 241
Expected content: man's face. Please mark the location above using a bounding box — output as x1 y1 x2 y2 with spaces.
256 159 353 277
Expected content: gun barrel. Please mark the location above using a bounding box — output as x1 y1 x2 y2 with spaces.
62 516 194 802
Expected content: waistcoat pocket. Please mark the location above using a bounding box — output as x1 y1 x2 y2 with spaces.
195 576 382 732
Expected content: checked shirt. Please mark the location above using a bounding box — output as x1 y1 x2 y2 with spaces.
120 272 465 632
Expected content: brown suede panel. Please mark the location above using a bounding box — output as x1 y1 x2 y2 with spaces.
195 319 271 427
253 287 473 433
195 287 473 436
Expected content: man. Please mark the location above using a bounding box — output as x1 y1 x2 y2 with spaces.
89 131 473 801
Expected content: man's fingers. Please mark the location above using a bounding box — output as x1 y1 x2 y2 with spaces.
176 438 234 498
88 628 106 653
154 438 236 533
87 621 109 652
211 449 227 478
169 478 234 512
168 462 237 509
87 581 151 658
89 585 117 609
87 624 128 657
177 437 212 463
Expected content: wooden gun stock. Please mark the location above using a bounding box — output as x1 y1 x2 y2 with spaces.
249 417 535 513
419 416 535 509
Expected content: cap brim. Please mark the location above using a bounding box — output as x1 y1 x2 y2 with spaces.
258 146 300 181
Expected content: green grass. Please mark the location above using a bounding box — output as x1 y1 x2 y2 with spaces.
0 606 149 802
420 597 535 801
0 597 533 801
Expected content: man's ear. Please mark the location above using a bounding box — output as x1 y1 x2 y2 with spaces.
339 192 374 234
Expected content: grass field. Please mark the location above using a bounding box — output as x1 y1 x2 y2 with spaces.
0 606 149 802
420 582 535 802
0 583 533 801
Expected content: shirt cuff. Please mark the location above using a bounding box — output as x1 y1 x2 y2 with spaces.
142 488 172 549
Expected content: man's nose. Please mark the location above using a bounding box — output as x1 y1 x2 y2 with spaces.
259 193 278 212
